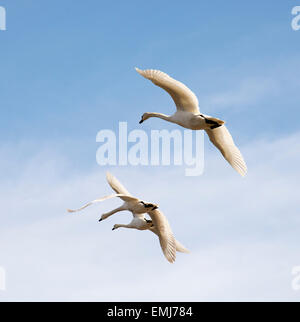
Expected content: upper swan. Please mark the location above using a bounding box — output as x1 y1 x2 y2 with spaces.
136 68 247 177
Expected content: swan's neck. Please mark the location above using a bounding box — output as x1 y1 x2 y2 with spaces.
116 224 134 229
147 113 174 123
102 206 126 220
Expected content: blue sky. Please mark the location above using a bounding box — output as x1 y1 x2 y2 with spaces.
1 1 299 141
0 0 300 301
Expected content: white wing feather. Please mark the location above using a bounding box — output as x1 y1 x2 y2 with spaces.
147 209 177 263
174 239 190 254
67 194 138 213
136 68 199 114
106 172 133 201
149 228 190 253
205 125 247 177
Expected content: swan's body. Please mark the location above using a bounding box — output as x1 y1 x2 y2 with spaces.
68 172 189 263
136 68 247 177
142 111 209 130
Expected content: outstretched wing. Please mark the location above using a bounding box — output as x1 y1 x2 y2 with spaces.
149 228 190 254
173 239 190 254
106 172 131 195
106 172 132 200
205 125 247 177
147 209 177 263
136 68 200 114
67 194 138 213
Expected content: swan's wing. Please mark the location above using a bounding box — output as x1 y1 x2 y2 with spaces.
135 68 199 114
147 209 176 263
205 125 247 177
67 194 138 213
149 228 190 254
174 239 190 254
106 172 132 196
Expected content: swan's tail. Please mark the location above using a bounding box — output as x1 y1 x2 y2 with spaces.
203 114 225 127
175 239 190 254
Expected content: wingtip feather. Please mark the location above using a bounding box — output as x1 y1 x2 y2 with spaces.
106 171 112 180
135 67 143 75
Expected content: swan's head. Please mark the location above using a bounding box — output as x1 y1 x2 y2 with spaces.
139 113 151 124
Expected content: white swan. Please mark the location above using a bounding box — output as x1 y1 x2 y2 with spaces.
136 68 247 177
67 172 189 263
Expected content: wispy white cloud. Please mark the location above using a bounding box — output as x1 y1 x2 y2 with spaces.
0 132 300 301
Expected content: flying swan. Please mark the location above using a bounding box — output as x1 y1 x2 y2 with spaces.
67 172 189 263
136 68 247 177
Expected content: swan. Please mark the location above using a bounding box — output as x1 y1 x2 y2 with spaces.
136 68 247 177
67 172 189 263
